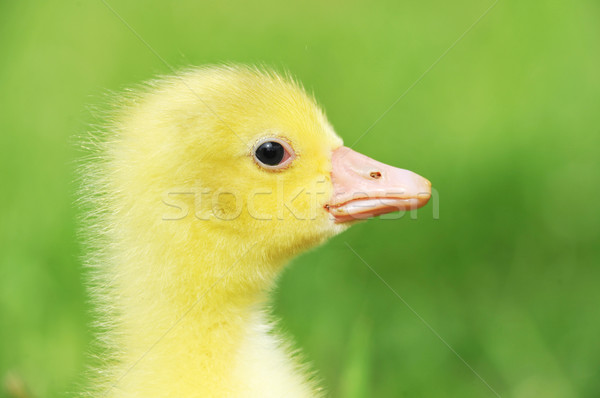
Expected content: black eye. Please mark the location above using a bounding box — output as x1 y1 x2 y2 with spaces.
252 138 295 170
255 142 283 165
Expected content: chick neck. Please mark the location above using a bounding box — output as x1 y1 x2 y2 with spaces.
110 231 281 396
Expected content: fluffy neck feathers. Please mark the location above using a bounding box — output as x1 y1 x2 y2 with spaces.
104 231 280 396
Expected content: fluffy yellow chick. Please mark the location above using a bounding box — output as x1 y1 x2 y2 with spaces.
82 65 430 397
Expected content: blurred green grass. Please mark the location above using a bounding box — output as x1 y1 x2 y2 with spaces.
1 0 599 397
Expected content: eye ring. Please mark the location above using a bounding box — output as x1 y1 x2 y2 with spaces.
252 137 296 170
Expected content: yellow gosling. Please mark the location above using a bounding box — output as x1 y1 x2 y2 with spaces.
81 65 431 397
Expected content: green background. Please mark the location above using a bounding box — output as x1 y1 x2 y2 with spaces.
1 1 599 397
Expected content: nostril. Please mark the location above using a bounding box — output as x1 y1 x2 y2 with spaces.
369 171 382 179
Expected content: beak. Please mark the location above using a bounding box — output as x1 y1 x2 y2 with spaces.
326 146 431 223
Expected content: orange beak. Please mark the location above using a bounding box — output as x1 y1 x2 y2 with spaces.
326 146 431 223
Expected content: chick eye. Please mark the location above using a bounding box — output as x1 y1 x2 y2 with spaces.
256 142 284 165
253 138 294 170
